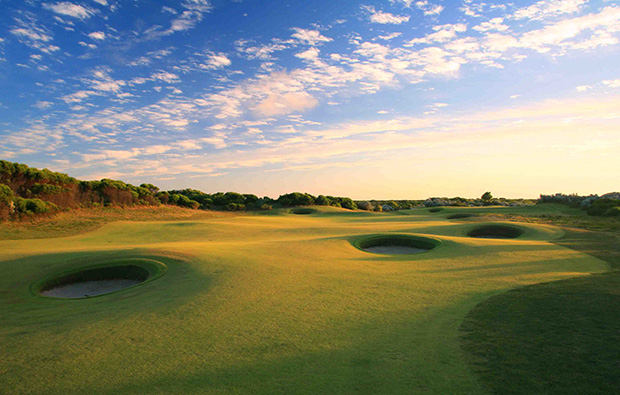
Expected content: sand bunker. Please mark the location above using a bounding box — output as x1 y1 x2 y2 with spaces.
36 263 158 299
41 279 142 298
467 225 523 239
363 245 429 254
357 234 440 255
447 213 476 220
291 208 316 215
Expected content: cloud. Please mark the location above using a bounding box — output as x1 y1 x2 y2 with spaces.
253 91 319 117
61 90 100 103
576 85 592 92
151 71 181 83
10 27 51 42
34 101 54 109
473 18 508 32
512 0 587 21
603 79 620 88
9 18 59 53
43 2 94 19
291 28 332 46
163 0 211 35
88 31 105 40
414 1 444 16
518 6 620 53
362 5 410 24
377 32 402 41
295 47 320 61
235 39 291 60
200 52 231 70
406 24 467 45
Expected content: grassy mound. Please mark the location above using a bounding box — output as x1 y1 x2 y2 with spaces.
33 258 167 299
467 224 523 239
460 272 620 394
428 207 443 213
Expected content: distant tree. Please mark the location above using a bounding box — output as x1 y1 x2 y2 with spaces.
277 192 315 207
339 197 357 210
481 192 493 202
357 201 373 211
315 195 331 206
140 183 159 194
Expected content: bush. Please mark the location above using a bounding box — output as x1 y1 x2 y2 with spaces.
357 201 373 211
588 198 620 216
224 202 245 211
315 195 331 206
604 207 620 217
339 198 357 210
26 198 50 213
277 192 315 207
0 183 13 205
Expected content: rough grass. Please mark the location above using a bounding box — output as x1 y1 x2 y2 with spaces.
0 205 609 394
0 205 231 240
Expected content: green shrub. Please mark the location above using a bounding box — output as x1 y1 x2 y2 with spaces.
0 183 13 204
339 198 357 210
588 199 620 216
604 207 620 217
26 198 50 214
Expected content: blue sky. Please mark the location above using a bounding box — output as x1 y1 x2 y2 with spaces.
1 0 619 198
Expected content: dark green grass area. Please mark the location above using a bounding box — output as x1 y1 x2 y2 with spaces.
428 207 443 213
447 213 477 220
290 207 317 215
467 224 524 239
460 227 620 394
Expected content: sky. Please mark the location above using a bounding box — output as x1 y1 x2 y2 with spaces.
0 0 619 199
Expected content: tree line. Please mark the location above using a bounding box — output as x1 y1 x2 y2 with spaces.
0 160 359 220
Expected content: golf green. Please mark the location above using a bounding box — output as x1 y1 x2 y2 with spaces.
0 206 607 393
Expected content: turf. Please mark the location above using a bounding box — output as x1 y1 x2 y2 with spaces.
459 223 620 395
0 205 609 394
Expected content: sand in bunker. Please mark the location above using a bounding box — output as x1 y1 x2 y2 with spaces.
363 246 428 254
41 279 142 298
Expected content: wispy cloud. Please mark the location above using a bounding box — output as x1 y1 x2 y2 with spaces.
43 2 94 19
362 5 410 24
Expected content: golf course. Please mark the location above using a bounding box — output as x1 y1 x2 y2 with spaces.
1 204 617 394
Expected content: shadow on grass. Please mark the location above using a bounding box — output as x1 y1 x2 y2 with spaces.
459 227 620 394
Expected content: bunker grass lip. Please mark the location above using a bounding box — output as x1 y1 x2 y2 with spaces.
32 258 167 300
447 213 477 220
353 234 442 255
467 224 524 239
290 207 317 215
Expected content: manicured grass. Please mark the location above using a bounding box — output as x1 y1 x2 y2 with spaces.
459 225 620 394
0 205 609 393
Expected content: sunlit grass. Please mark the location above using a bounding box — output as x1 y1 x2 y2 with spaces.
0 205 608 393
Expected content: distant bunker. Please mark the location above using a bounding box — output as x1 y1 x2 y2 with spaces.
467 225 523 239
428 208 443 213
358 234 440 255
447 213 477 220
36 259 166 299
291 208 316 215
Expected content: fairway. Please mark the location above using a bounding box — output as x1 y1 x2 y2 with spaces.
0 207 608 394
